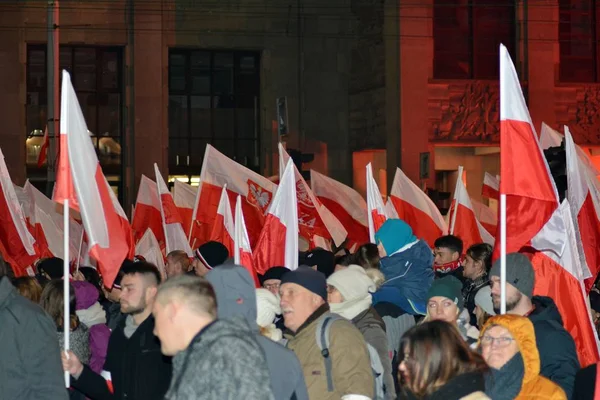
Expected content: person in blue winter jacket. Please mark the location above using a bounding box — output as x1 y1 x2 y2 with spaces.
371 219 434 316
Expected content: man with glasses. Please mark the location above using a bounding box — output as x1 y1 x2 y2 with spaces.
260 266 289 296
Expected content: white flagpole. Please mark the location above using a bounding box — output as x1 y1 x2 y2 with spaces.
63 200 70 387
500 193 507 314
449 166 463 235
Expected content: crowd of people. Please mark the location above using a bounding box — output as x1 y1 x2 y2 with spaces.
1 218 599 399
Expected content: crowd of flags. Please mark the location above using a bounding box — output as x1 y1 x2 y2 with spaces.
0 45 598 369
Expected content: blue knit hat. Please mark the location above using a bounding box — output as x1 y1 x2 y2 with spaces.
374 219 417 256
280 266 327 301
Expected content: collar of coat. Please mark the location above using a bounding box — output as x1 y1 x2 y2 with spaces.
285 303 330 337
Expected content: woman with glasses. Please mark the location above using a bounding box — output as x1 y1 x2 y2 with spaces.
480 314 566 400
398 320 489 400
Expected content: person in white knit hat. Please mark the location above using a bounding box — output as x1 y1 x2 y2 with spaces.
327 265 396 399
473 285 495 329
256 288 283 342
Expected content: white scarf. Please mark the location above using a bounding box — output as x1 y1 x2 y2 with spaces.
329 295 373 321
76 302 107 328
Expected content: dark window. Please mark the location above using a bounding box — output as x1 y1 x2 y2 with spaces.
433 0 515 79
168 50 261 175
559 0 597 82
26 45 123 197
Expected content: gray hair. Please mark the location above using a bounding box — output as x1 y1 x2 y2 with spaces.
157 275 217 318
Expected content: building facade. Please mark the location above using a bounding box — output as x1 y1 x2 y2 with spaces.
0 0 598 210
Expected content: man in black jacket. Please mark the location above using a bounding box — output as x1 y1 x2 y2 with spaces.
63 262 172 400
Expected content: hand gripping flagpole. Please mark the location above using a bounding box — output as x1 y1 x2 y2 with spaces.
63 199 70 387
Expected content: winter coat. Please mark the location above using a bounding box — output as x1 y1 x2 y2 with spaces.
285 304 375 400
165 317 274 400
206 264 309 400
482 314 567 400
399 371 489 400
58 323 91 366
572 362 599 400
529 296 580 398
74 281 110 373
101 299 125 331
462 273 489 326
0 277 68 400
353 306 396 399
72 315 172 400
372 240 434 315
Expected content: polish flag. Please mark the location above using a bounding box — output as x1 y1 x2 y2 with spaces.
131 175 164 245
389 167 447 248
54 71 132 287
494 44 560 259
193 145 277 248
530 201 600 367
37 127 49 168
278 144 347 248
471 198 497 236
449 166 494 251
234 195 260 286
154 164 193 257
209 185 235 256
366 163 388 243
482 173 499 200
540 122 600 177
253 158 299 274
0 150 37 276
135 228 167 281
310 169 369 250
565 126 600 291
173 180 197 239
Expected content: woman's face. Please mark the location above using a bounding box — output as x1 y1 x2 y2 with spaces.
398 347 413 386
463 254 482 280
427 296 459 324
481 325 519 369
327 285 344 304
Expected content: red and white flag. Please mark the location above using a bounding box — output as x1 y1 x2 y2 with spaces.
389 167 447 248
565 126 600 291
366 163 388 243
54 71 132 287
495 44 562 259
278 144 347 248
193 145 277 248
482 172 499 200
0 149 37 276
37 127 49 168
540 122 600 176
209 185 235 257
253 158 299 274
310 169 369 250
154 164 193 257
471 198 497 236
173 180 197 239
449 166 494 251
234 195 259 286
131 175 164 245
135 228 167 281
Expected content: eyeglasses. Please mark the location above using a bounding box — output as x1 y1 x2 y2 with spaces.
480 335 515 348
263 283 280 291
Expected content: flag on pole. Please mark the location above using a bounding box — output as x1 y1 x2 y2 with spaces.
131 175 164 245
209 185 235 257
135 228 167 281
54 71 132 287
482 172 500 200
253 158 299 274
234 195 259 286
471 198 497 235
173 180 198 238
154 164 193 257
540 122 600 177
366 163 389 243
310 170 369 250
389 167 447 248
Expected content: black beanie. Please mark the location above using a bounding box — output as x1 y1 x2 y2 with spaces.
303 248 335 278
37 257 65 279
280 266 327 301
259 266 289 285
195 241 229 269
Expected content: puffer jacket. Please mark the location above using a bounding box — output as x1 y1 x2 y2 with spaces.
285 304 374 400
481 314 567 400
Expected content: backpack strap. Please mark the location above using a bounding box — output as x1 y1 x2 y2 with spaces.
315 314 344 392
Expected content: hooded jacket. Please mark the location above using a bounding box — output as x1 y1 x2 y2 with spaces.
481 314 567 400
529 296 579 398
165 317 275 400
0 276 68 400
206 264 308 400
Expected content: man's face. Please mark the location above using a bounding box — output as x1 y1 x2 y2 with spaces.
262 279 281 296
166 258 184 278
490 276 523 314
152 300 181 356
280 283 322 333
120 274 152 315
434 247 459 266
192 259 210 277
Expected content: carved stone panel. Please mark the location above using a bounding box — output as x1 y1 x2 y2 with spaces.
555 85 600 145
428 81 500 143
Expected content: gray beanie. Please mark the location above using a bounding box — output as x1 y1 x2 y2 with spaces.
490 253 535 298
